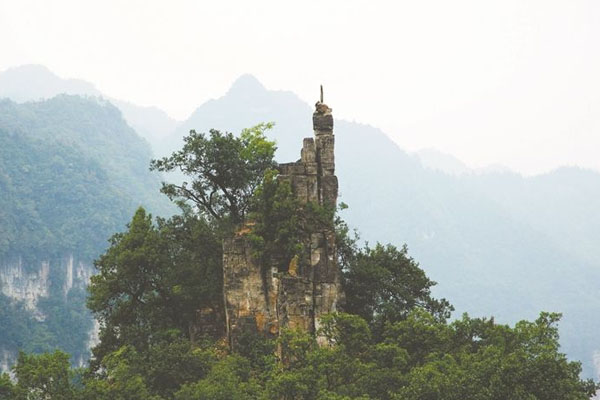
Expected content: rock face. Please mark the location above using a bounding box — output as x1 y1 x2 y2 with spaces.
0 255 93 318
222 101 342 347
0 254 97 373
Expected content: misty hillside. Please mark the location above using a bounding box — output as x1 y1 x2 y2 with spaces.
0 65 178 151
2 66 600 378
0 95 172 228
165 75 600 378
0 65 101 102
0 95 173 368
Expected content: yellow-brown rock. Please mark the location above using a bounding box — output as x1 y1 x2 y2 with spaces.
222 99 343 348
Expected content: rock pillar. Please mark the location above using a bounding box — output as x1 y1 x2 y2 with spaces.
222 98 342 347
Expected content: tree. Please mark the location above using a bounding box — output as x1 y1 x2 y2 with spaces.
342 243 453 336
88 208 170 365
175 355 261 400
150 123 277 224
247 169 335 273
87 207 222 367
80 346 162 400
12 350 75 400
0 373 14 400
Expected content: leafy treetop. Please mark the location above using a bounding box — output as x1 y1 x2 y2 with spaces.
150 123 277 224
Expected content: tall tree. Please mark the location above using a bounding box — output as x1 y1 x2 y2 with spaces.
150 123 277 224
342 243 453 336
12 351 75 400
87 208 221 367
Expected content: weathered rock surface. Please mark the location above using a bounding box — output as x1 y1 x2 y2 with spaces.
0 254 97 373
222 100 343 347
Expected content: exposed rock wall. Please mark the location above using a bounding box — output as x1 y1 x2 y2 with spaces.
0 255 93 315
0 254 96 373
222 101 342 346
0 259 50 318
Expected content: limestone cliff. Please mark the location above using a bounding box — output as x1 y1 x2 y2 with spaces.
221 100 343 347
0 255 93 317
0 255 98 372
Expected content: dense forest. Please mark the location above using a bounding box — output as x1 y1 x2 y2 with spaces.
0 96 172 371
168 75 600 377
4 67 600 377
1 124 596 399
0 95 172 261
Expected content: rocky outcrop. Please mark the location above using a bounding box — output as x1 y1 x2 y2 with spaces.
0 259 50 319
0 255 96 373
222 100 343 347
0 255 93 315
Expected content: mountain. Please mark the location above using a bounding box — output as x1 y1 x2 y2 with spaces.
416 148 472 176
3 67 600 378
0 65 178 152
163 75 600 378
0 65 101 102
0 95 173 370
110 99 178 149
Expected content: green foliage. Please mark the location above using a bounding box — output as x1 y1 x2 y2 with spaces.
0 294 38 351
175 355 261 400
261 312 597 400
7 116 595 399
0 95 174 374
0 128 129 261
0 96 171 262
12 350 75 400
247 170 304 271
150 123 277 224
13 312 595 399
387 312 598 400
234 330 277 373
81 341 215 400
88 207 222 367
0 373 14 400
248 169 335 272
0 277 92 367
80 346 162 400
342 243 453 336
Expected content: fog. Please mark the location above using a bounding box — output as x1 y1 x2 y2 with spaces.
1 0 599 175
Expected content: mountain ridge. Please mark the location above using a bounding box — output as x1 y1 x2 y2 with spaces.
2 65 600 377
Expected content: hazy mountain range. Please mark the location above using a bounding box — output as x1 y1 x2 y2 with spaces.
0 65 178 151
1 65 600 378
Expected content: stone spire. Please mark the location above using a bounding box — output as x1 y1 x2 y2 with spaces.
220 89 342 348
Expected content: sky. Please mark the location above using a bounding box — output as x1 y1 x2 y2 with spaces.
1 0 599 175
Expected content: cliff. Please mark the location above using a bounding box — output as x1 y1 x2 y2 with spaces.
221 99 343 347
0 255 97 372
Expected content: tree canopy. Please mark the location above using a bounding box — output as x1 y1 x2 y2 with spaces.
7 122 597 399
342 243 453 336
150 123 277 224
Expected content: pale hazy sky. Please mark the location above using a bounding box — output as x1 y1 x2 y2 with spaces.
1 0 599 175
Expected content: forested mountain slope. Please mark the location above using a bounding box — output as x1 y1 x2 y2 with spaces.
0 65 178 151
165 75 600 378
2 67 599 378
0 95 172 369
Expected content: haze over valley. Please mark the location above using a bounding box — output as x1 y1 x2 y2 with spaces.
1 65 600 381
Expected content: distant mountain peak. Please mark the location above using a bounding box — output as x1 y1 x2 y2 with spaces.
0 64 101 102
227 74 266 95
3 64 54 76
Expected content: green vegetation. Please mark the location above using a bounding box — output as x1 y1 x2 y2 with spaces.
150 122 277 224
342 243 453 336
0 128 129 261
87 208 222 368
168 81 600 377
0 262 92 369
4 122 597 398
0 95 171 262
0 95 173 372
248 169 334 272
